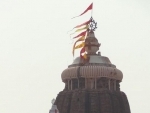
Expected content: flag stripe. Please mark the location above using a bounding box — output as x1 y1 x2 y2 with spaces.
74 20 91 28
70 25 88 35
80 47 87 59
74 42 85 49
72 36 86 56
73 31 87 39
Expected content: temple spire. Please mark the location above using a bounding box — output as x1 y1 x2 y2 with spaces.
52 3 131 113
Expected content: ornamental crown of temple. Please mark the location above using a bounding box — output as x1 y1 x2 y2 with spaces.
61 17 123 90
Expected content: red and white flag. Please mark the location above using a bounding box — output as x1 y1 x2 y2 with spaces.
72 3 93 19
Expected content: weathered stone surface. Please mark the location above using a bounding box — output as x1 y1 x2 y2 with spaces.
55 89 130 113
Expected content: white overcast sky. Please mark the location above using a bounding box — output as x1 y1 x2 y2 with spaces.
0 0 150 113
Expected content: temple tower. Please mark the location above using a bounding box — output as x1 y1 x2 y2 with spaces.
54 29 131 113
51 3 131 113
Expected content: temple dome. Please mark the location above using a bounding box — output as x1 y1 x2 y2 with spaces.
61 55 123 82
61 31 123 85
61 65 123 81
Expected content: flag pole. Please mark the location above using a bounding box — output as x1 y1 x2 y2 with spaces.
91 2 93 17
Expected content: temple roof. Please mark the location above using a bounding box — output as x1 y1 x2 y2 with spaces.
71 55 116 68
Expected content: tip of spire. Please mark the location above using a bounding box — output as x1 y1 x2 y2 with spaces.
88 17 97 32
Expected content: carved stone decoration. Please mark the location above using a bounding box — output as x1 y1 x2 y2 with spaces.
110 79 114 90
116 80 120 91
89 17 97 31
62 65 123 82
97 77 109 89
86 78 95 89
72 79 78 90
79 77 85 89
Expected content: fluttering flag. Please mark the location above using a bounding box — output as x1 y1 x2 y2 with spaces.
74 42 85 49
70 3 93 59
74 20 91 28
72 42 85 56
72 36 86 56
70 25 88 35
80 47 85 55
72 3 93 19
67 19 90 33
76 35 86 42
73 36 85 48
73 31 87 39
79 3 93 16
80 47 87 59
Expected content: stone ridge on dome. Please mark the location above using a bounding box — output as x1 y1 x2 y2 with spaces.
61 66 123 81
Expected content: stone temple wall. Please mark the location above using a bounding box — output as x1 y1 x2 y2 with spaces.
55 89 131 113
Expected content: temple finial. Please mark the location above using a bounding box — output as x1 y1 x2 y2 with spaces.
88 17 97 32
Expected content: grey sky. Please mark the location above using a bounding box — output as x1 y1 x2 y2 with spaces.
0 0 150 113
